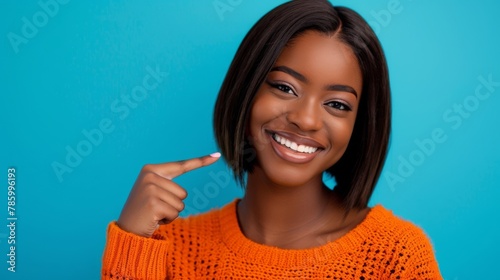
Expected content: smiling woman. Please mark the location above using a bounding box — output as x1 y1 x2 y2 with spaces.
246 31 362 190
102 1 442 279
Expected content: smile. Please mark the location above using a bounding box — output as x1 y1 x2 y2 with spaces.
266 131 323 164
272 134 318 154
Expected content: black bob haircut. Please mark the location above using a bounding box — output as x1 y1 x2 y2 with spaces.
213 0 391 211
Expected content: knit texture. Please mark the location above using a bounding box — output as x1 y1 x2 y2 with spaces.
102 199 442 279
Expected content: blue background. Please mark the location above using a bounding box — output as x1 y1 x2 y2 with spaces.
1 0 499 279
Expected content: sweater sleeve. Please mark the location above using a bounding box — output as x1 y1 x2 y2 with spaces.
388 224 443 280
101 221 170 280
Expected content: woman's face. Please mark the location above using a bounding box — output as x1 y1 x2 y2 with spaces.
248 30 363 187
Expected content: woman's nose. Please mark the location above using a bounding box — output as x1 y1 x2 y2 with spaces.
285 99 322 132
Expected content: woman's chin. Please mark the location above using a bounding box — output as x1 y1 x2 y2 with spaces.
251 165 321 189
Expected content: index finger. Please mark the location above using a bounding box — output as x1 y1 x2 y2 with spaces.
150 152 221 180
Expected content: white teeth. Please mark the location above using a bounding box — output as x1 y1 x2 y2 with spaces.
272 134 318 154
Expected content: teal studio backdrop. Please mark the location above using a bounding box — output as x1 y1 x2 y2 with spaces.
1 0 499 279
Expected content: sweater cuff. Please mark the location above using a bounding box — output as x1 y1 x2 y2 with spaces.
102 221 169 280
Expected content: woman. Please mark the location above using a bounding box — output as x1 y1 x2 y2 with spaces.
102 1 442 279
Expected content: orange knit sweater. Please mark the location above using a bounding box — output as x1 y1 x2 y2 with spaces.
102 199 442 279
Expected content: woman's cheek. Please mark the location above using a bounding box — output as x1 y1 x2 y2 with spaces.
329 118 355 141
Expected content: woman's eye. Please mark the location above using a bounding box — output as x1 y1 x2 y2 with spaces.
326 101 351 111
271 83 295 95
277 84 293 94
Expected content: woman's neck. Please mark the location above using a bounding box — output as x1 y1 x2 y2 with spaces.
237 168 347 249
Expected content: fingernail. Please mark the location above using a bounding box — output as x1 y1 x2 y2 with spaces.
210 152 221 158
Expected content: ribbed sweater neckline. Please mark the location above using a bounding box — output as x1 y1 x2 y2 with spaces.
218 199 386 267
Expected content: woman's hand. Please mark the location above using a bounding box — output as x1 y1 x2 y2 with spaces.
116 153 221 238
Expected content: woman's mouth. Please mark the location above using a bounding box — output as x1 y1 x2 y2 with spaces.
267 131 322 164
272 133 319 154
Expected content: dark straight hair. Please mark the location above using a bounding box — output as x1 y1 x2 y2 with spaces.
213 0 391 211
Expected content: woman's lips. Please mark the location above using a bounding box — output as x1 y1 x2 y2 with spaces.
269 130 325 149
267 132 321 164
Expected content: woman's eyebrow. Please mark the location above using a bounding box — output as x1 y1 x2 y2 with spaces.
271 66 308 83
270 65 358 98
326 84 358 98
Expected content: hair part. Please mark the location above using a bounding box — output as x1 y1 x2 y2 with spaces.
213 0 391 212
